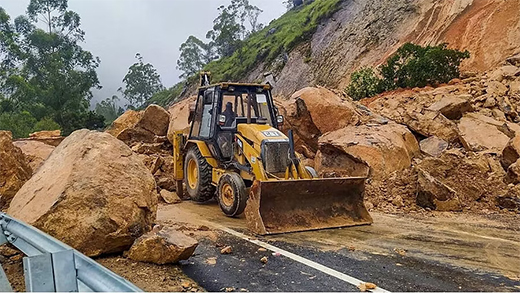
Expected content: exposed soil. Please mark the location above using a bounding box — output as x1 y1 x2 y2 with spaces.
97 256 204 292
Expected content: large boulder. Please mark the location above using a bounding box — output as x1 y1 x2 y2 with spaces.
416 150 508 211
13 140 55 174
136 105 170 136
167 97 196 143
8 130 158 257
316 123 419 179
427 96 472 120
0 131 32 209
126 227 198 264
290 87 360 134
277 97 322 153
24 130 64 147
106 110 142 138
457 115 511 152
417 168 462 211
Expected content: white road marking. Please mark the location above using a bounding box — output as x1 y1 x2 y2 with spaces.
217 225 391 293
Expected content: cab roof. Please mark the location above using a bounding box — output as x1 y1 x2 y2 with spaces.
199 82 272 91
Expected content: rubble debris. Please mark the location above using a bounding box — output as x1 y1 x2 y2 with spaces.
160 189 182 204
260 256 268 264
220 246 233 254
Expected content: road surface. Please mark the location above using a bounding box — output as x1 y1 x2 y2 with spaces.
157 201 520 292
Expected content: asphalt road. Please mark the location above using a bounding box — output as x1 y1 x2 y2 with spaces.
159 202 520 292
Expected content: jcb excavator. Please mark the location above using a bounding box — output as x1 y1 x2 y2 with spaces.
172 73 372 235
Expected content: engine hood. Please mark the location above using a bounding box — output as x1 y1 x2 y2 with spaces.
236 124 288 146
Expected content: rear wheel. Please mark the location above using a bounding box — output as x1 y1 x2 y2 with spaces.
184 146 215 202
218 173 248 217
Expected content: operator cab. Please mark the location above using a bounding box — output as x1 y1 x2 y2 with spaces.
189 83 284 162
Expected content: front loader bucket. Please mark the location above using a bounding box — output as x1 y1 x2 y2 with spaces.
245 178 372 235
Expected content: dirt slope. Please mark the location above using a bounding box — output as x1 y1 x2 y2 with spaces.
266 0 520 97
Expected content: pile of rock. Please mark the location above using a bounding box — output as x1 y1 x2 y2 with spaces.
278 56 520 213
107 104 180 199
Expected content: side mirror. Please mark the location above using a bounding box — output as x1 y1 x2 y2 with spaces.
276 115 284 125
218 114 226 126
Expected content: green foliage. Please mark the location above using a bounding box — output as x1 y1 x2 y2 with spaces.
177 36 215 79
0 0 102 136
95 95 124 125
346 68 381 101
345 43 470 100
205 0 342 83
120 53 164 107
380 43 470 90
33 117 61 132
0 111 37 138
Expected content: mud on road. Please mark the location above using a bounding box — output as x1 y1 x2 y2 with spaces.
158 202 520 292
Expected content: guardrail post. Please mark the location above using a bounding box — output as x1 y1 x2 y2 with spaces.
52 250 78 292
23 254 55 292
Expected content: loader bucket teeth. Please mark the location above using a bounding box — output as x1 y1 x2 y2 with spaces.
245 178 373 235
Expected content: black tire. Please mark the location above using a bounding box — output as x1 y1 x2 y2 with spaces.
184 146 216 202
217 173 248 217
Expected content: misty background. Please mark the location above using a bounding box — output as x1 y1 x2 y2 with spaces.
1 0 286 106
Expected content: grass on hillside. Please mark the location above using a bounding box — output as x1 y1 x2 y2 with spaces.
205 0 342 83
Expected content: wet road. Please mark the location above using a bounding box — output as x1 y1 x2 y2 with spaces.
158 202 520 292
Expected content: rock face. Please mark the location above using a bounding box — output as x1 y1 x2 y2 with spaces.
126 227 198 264
12 140 55 174
316 123 419 179
0 131 32 209
8 130 157 257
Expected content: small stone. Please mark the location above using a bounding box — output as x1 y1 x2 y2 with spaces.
220 246 233 254
348 245 356 251
258 248 267 252
260 256 268 264
224 287 235 292
181 282 191 289
358 282 377 292
159 189 182 204
394 248 406 256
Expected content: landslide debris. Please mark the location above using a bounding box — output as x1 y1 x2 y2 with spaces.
8 129 158 257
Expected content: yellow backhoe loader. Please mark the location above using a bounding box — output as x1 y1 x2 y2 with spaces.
172 73 372 235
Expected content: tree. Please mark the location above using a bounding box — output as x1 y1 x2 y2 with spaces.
206 0 263 58
120 53 164 107
95 95 124 125
0 0 102 136
177 36 215 79
283 0 304 10
380 43 470 90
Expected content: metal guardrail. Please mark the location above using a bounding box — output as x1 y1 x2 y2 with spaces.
0 213 142 292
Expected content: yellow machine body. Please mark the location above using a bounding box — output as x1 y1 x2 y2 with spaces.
172 79 372 235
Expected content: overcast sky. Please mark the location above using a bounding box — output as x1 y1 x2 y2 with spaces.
1 0 286 106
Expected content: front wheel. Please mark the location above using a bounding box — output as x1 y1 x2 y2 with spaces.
184 146 215 202
218 173 248 217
